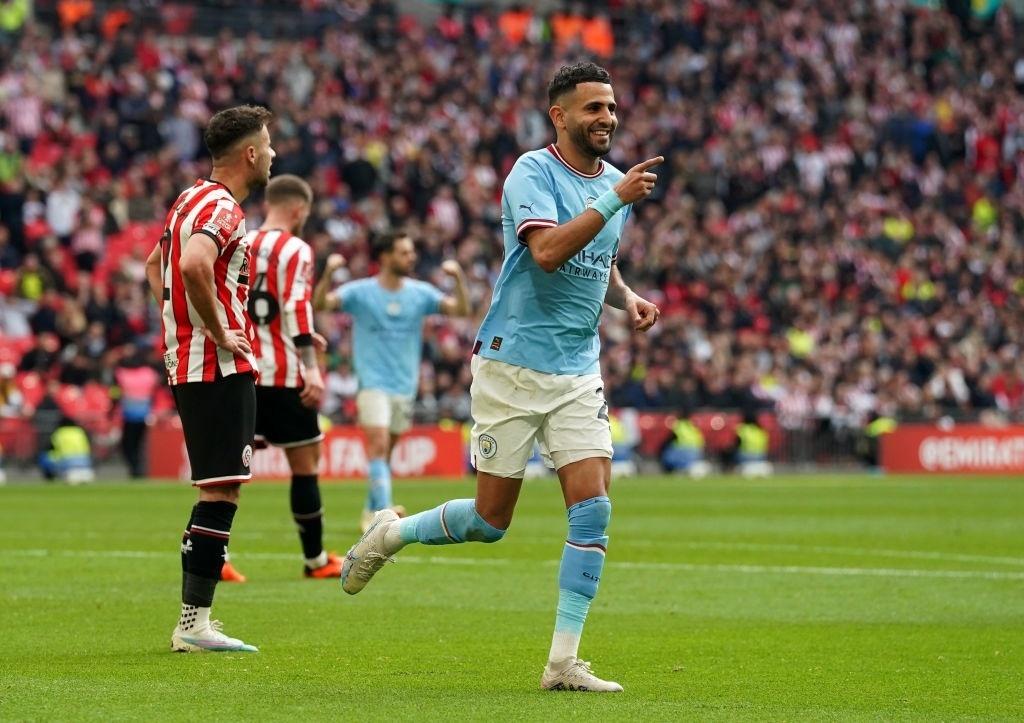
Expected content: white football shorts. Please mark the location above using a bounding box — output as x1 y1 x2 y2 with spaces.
470 355 613 479
356 388 413 435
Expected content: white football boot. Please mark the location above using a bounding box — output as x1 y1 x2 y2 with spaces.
541 659 623 692
360 505 407 534
341 508 400 594
171 620 258 653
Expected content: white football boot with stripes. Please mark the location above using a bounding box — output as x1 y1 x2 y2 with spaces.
171 620 258 653
541 659 623 692
342 508 400 594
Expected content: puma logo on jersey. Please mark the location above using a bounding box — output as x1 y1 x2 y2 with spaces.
519 203 535 213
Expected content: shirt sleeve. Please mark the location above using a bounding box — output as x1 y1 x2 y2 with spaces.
282 243 314 341
338 282 358 314
192 199 244 254
421 282 444 315
504 156 559 245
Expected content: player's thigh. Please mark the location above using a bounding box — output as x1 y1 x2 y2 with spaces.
172 373 256 488
255 386 323 450
539 376 612 477
469 356 542 479
357 389 391 429
388 394 413 436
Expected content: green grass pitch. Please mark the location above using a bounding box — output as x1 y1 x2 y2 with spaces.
0 474 1022 721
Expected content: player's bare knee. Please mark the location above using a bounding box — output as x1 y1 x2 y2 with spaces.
286 443 320 475
199 483 241 504
365 427 389 458
474 502 515 534
468 506 508 543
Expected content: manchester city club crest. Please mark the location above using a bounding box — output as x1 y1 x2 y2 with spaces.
478 434 498 459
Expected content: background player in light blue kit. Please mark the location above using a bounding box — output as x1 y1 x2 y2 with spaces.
314 232 470 531
339 62 662 692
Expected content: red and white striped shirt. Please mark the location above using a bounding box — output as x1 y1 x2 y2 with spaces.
246 228 315 389
159 179 257 385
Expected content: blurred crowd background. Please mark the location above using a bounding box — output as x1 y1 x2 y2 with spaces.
1 0 1023 470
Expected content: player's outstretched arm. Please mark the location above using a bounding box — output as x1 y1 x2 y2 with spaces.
179 234 250 355
312 253 345 311
144 243 163 308
439 260 471 316
527 156 663 273
606 263 660 333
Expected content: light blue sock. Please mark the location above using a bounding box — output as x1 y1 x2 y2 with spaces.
366 458 392 512
398 499 505 546
549 496 611 666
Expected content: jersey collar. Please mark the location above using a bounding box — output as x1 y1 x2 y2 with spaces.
546 144 605 178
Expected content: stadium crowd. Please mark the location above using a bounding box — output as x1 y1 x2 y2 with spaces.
1 0 1024 465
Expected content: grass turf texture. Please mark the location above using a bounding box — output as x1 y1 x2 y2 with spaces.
0 475 1021 721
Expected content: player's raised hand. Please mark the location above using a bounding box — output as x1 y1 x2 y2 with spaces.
325 253 346 272
613 156 664 205
440 260 463 277
626 293 660 333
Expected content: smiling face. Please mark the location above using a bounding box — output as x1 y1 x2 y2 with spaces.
551 81 618 159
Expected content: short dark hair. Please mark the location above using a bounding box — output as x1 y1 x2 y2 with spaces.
371 230 411 260
265 174 313 206
548 62 612 105
204 105 273 160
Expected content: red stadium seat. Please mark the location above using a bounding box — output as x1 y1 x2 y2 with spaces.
55 384 87 418
82 383 112 415
16 372 45 409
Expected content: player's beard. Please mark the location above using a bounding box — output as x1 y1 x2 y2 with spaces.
248 157 272 191
569 120 614 159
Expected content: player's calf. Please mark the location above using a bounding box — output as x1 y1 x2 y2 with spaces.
547 496 612 674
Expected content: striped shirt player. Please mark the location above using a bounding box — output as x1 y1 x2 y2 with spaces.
246 227 325 450
145 105 274 656
236 174 337 582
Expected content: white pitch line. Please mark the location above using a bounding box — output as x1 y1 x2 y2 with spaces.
671 541 1024 568
505 537 1024 568
8 548 1024 581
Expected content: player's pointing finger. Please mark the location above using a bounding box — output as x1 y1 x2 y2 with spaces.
634 156 664 172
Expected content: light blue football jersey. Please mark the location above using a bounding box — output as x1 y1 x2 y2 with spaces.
339 278 444 396
475 144 631 375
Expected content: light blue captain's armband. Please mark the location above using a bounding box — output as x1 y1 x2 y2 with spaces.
589 188 625 222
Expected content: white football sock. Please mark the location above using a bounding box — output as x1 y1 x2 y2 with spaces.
547 631 580 671
178 604 210 631
305 551 328 569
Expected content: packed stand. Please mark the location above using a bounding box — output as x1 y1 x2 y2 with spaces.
0 0 1023 468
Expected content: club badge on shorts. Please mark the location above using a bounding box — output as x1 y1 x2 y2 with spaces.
478 434 498 459
241 444 253 468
